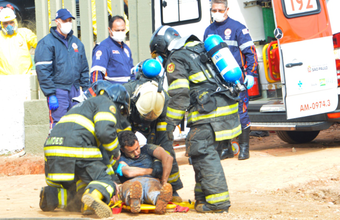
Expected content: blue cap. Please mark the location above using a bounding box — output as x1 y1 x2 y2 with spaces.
54 8 75 21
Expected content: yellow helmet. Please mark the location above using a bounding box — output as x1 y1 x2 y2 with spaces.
133 81 165 121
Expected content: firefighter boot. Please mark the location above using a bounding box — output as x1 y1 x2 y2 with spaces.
220 141 234 160
238 127 250 160
81 203 95 215
39 186 58 211
129 180 143 213
81 189 113 218
155 183 172 214
195 203 229 213
172 190 183 203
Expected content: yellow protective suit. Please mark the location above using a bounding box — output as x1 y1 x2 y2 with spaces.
0 28 37 75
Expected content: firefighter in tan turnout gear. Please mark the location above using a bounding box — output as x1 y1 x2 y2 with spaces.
149 26 242 213
41 84 130 218
123 58 183 202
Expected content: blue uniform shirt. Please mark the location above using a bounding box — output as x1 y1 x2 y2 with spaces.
204 17 258 81
90 36 134 84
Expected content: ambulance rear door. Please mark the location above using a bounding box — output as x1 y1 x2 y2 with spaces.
272 0 338 119
153 0 211 40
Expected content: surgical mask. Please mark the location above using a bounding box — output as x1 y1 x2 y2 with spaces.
5 24 14 35
212 12 226 22
111 31 126 42
59 22 72 35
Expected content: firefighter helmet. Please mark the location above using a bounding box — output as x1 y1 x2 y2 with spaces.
133 81 165 121
104 84 130 116
72 80 112 103
149 26 181 58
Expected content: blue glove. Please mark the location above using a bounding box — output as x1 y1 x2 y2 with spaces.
48 95 59 111
244 75 254 89
115 163 127 176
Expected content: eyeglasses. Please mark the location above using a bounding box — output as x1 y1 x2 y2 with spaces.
211 9 226 13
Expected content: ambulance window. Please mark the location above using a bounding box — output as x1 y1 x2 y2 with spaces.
161 0 201 25
281 0 321 18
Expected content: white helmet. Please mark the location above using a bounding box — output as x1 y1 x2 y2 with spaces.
0 8 17 35
0 8 16 22
133 81 165 121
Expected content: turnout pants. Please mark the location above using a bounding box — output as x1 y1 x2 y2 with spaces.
186 123 230 210
45 160 115 208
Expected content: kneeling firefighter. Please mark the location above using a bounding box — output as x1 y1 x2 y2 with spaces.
123 58 184 202
149 26 242 213
41 83 130 218
40 80 130 215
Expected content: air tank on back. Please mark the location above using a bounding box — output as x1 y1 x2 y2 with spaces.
204 34 244 91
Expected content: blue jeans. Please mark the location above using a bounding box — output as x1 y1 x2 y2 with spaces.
121 177 162 206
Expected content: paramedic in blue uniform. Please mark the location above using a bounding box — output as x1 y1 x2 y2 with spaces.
35 9 90 129
90 15 134 84
204 0 258 160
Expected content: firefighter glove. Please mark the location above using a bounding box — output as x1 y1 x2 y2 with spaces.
48 95 59 111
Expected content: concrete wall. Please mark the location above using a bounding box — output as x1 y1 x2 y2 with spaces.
0 74 49 155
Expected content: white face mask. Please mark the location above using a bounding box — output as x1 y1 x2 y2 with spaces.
212 12 226 22
59 22 72 35
111 31 126 42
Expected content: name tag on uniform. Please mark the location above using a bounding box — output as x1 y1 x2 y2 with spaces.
45 137 64 145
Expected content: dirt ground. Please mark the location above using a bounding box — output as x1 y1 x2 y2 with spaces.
1 125 340 219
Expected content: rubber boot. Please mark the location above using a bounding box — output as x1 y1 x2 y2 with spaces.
81 203 95 215
195 203 229 213
172 190 183 203
219 141 234 160
238 127 250 160
81 189 113 218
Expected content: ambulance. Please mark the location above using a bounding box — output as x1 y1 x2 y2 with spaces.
151 0 340 144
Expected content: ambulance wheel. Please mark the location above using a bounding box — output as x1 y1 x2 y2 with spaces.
231 141 240 156
276 130 320 144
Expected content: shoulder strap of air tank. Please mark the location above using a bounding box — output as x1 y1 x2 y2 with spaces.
206 42 228 58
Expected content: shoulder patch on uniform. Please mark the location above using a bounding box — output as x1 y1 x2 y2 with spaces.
109 105 116 114
242 28 249 35
96 50 102 60
167 63 175 73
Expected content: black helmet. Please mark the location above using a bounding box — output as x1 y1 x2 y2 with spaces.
104 84 130 116
84 80 112 99
149 26 181 58
72 80 112 103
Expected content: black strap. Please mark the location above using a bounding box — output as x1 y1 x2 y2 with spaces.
207 42 228 58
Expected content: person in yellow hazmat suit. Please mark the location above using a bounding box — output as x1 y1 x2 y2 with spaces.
0 6 37 75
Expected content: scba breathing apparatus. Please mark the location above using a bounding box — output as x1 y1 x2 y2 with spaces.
0 7 18 36
204 34 245 93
